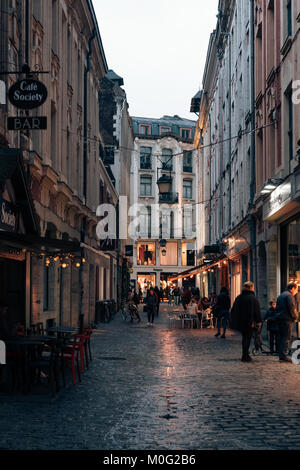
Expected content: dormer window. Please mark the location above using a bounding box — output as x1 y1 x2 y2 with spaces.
160 126 171 135
180 128 192 139
139 124 151 136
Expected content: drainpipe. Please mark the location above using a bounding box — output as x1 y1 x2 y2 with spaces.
249 0 257 285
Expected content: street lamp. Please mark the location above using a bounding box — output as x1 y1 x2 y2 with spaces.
157 173 172 194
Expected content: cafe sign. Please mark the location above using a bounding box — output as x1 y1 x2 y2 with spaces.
0 198 17 232
8 79 48 110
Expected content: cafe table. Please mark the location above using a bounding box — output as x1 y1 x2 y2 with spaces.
5 336 56 393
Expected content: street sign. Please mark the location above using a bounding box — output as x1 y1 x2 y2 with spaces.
7 116 47 131
8 78 48 109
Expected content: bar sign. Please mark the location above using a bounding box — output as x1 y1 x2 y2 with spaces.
7 116 47 130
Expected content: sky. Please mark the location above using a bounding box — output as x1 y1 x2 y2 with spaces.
94 0 219 121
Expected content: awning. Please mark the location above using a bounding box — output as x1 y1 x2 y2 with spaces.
169 254 228 282
0 231 81 254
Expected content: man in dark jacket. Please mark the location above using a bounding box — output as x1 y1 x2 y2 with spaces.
145 288 158 326
275 282 298 362
230 282 262 362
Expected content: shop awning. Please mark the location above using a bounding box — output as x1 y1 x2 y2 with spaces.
169 254 228 282
0 231 81 254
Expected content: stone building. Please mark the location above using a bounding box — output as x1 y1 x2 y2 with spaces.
130 115 199 292
0 0 122 329
256 0 300 323
194 0 254 304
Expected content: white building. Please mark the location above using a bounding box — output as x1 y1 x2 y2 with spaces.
130 115 199 292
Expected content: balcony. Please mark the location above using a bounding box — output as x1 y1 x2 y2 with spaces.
159 192 179 204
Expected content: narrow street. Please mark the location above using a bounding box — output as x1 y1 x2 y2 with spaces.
0 304 300 451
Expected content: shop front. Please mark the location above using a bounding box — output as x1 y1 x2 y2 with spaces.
263 173 300 337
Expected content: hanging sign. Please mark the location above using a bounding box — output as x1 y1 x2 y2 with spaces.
7 116 47 131
0 198 18 232
8 79 48 109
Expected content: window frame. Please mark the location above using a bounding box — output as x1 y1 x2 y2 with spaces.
140 175 153 197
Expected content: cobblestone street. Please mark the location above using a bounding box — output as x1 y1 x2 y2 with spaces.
1 304 300 450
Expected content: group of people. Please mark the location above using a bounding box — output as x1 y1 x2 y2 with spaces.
230 281 298 363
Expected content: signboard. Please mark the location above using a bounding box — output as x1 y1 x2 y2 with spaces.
8 79 48 109
8 116 47 131
0 198 18 232
263 181 292 221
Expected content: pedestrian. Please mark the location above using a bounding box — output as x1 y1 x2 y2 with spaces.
174 287 180 305
182 287 192 311
145 288 157 326
154 286 161 316
215 287 231 339
230 281 262 362
264 300 280 354
275 282 298 363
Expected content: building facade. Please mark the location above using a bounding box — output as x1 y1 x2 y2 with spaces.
194 0 254 305
0 0 123 330
130 115 199 292
257 0 300 324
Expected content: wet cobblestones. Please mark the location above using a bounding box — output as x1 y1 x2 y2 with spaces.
0 304 300 450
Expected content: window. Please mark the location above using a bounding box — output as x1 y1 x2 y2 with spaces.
137 243 156 266
139 206 152 238
287 0 292 37
183 179 193 199
33 0 42 21
139 124 151 136
183 151 193 172
140 147 152 169
160 242 178 266
140 176 152 197
182 242 195 267
160 126 171 134
160 210 175 239
285 85 294 161
43 265 55 311
161 148 173 171
52 0 57 54
181 128 192 139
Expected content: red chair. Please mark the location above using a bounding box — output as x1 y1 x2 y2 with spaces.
83 329 93 363
61 336 82 386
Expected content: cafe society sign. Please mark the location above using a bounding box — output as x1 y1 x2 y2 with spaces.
0 198 17 232
8 79 48 110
